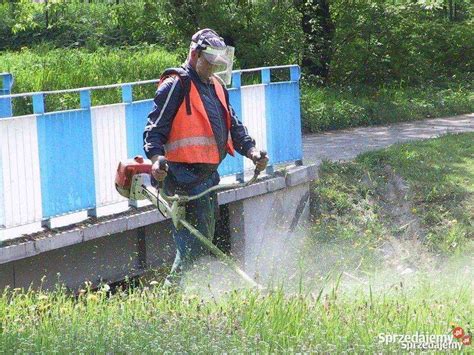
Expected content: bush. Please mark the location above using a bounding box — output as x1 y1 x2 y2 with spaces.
0 1 303 73
328 1 474 86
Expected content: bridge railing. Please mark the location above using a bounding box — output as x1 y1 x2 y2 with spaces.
0 65 302 241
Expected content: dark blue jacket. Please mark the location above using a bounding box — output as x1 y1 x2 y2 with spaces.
143 64 255 188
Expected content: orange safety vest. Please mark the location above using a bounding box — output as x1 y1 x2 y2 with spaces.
164 75 235 164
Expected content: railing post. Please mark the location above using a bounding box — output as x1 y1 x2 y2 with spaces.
261 68 271 85
32 93 45 114
290 66 300 82
122 84 133 104
80 89 91 109
231 72 241 89
122 83 149 208
291 65 303 166
261 68 274 174
231 71 245 182
0 73 13 118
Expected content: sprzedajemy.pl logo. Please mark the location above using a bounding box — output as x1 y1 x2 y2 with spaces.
378 324 471 351
452 325 472 347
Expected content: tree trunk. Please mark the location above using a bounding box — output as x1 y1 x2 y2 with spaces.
45 0 49 29
294 0 334 83
448 0 453 21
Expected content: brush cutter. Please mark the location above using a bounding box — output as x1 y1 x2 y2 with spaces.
115 153 267 289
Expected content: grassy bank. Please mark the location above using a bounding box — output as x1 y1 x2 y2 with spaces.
311 132 474 256
302 84 474 132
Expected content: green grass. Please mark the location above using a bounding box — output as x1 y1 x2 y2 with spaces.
302 84 474 132
0 265 472 353
0 45 180 115
311 132 474 254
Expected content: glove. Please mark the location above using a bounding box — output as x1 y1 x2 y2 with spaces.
151 155 168 182
247 148 269 172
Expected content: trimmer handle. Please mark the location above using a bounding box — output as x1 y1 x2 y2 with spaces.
156 156 168 189
254 150 267 175
158 156 168 171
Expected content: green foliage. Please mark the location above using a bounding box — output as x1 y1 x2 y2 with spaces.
0 1 167 50
329 1 474 86
0 1 471 127
3 1 470 88
301 84 474 132
294 0 334 83
0 45 178 114
153 1 305 69
0 1 303 71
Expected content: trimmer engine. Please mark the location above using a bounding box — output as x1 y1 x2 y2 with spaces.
115 155 152 198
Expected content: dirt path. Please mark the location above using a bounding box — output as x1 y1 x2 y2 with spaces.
303 113 474 164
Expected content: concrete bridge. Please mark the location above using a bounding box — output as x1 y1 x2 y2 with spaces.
0 67 314 290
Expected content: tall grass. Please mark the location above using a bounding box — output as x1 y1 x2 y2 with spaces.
0 262 471 352
302 84 474 132
0 45 180 114
1 46 472 127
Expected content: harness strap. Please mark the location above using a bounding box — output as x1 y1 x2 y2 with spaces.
159 67 192 115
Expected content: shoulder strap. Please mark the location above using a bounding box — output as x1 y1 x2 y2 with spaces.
159 67 192 115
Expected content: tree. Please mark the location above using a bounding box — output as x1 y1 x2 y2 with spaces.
294 0 334 84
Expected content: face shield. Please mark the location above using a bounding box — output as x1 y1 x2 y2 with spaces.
199 45 235 85
201 46 235 85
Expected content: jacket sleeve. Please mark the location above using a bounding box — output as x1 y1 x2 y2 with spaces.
143 76 183 159
224 89 256 157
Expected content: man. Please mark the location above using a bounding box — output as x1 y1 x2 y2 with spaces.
143 28 268 287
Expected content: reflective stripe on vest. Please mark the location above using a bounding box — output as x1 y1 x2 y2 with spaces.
165 75 235 164
165 136 217 153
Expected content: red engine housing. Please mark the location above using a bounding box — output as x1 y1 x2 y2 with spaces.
115 155 152 198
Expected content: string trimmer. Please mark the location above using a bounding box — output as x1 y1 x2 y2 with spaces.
115 154 267 289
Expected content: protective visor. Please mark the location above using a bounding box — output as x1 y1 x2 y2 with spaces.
201 46 235 85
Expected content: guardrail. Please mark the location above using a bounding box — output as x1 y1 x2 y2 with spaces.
0 65 302 241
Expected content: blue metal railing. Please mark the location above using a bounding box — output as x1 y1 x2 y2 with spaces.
0 73 13 118
0 65 302 237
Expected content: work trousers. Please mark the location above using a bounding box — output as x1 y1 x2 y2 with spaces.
163 173 219 286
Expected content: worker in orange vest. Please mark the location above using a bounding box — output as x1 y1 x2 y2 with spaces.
143 28 268 288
